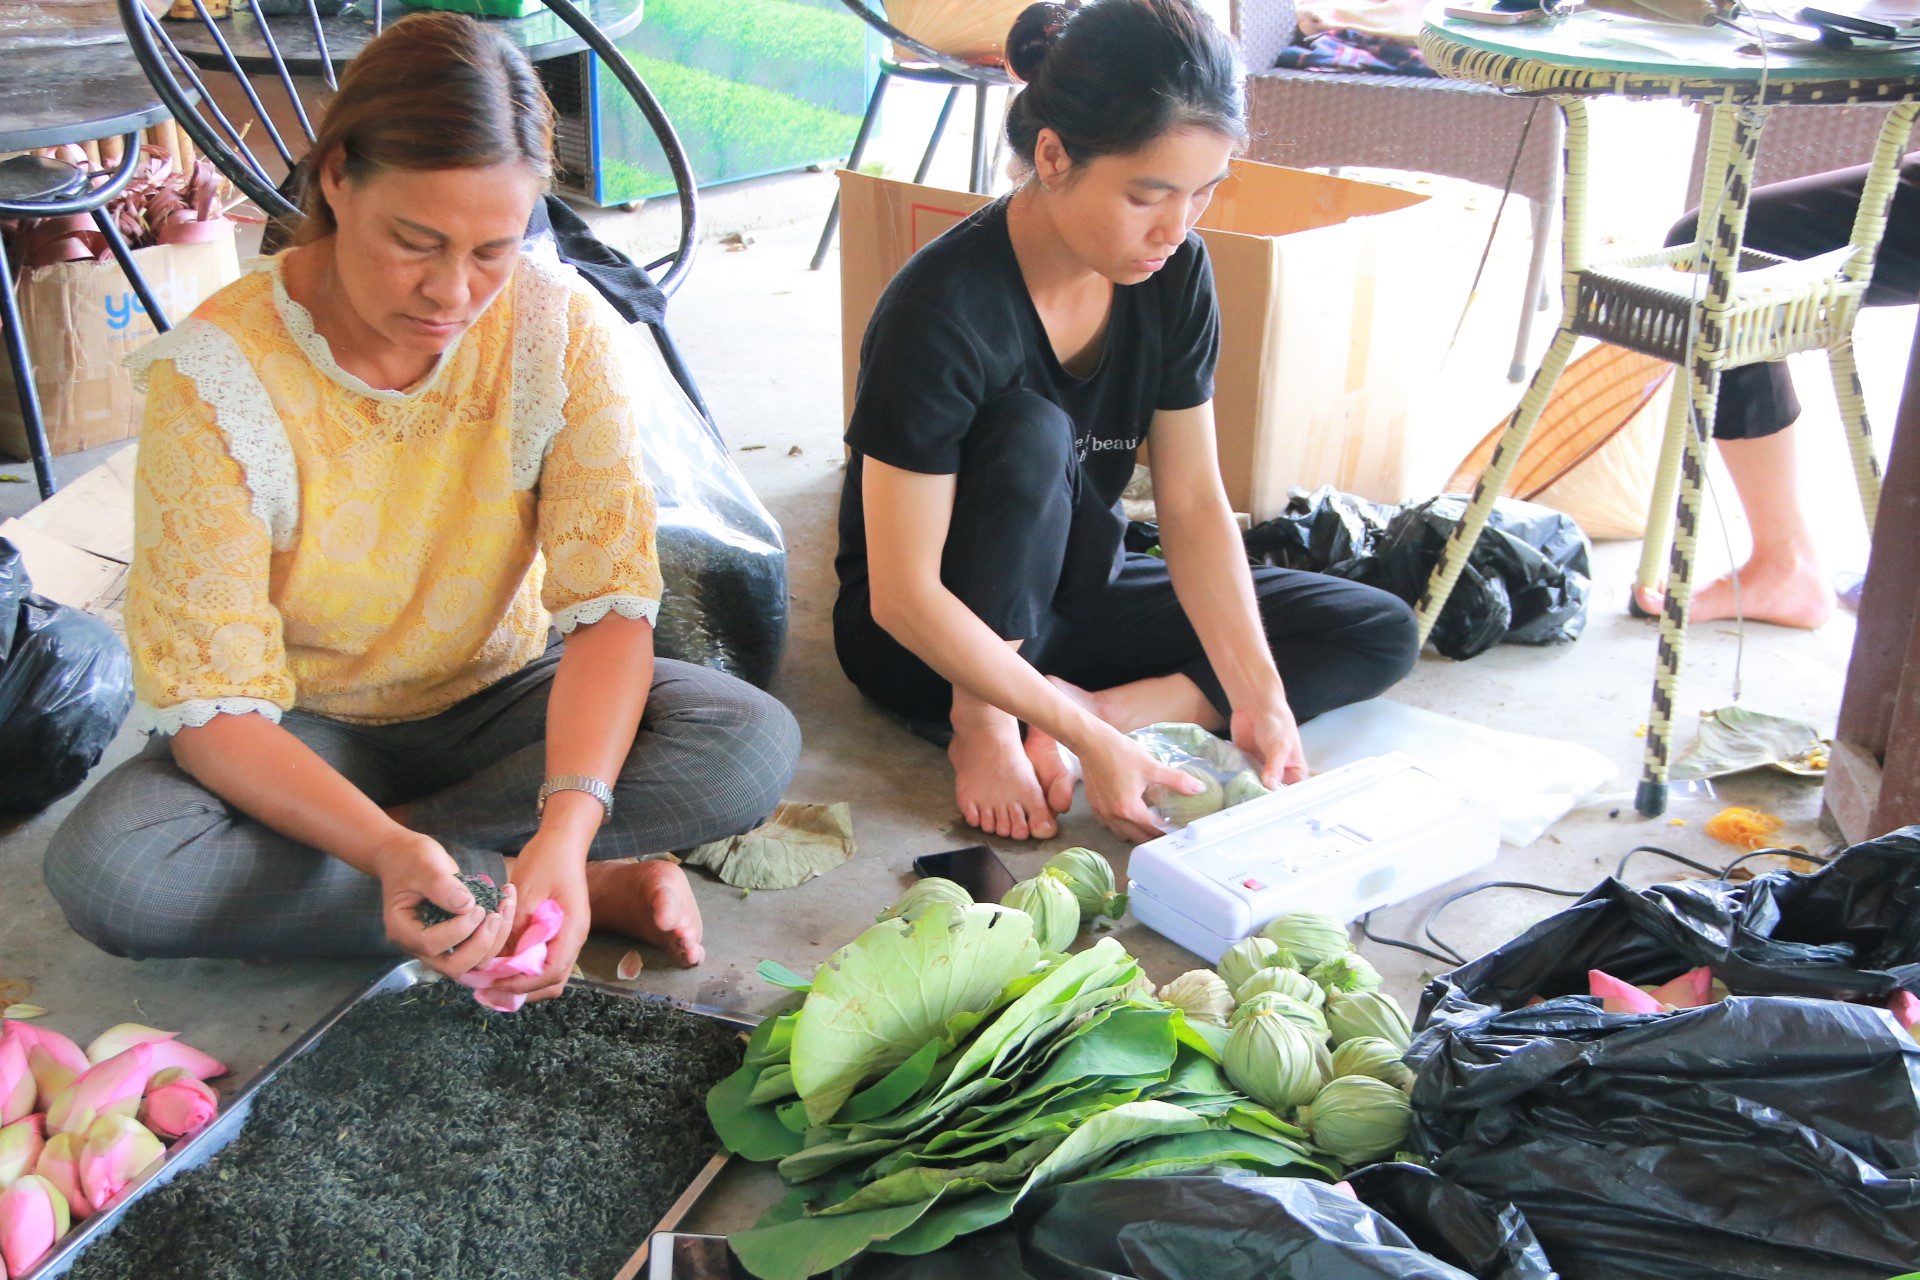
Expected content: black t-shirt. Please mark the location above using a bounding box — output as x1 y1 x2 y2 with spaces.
835 198 1220 591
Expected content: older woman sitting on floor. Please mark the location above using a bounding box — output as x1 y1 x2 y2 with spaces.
42 13 800 1002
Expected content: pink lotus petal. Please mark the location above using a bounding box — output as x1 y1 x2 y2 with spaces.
46 1044 153 1136
456 899 566 1011
35 1133 91 1220
0 1115 45 1188
139 1070 218 1140
1645 966 1716 1010
0 1173 70 1276
0 1039 32 1128
78 1115 162 1209
142 1039 227 1082
1889 990 1920 1034
1330 1180 1359 1200
1589 970 1664 1015
84 1024 177 1068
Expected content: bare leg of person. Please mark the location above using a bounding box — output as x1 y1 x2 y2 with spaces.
1632 423 1834 628
1023 673 1227 819
950 640 1058 841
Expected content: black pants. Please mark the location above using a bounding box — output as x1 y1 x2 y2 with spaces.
1670 152 1920 440
834 391 1420 739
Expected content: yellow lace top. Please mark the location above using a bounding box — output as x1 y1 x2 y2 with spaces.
124 248 662 730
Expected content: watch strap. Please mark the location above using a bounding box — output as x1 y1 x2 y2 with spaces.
537 774 615 819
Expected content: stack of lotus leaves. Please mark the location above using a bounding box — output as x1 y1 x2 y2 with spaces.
707 861 1417 1280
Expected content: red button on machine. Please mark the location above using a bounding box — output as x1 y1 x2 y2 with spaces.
1241 878 1265 891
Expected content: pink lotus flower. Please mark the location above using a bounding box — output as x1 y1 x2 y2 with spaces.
1644 966 1716 1010
139 1069 217 1140
46 1044 153 1137
78 1115 163 1210
1889 989 1920 1036
0 1174 70 1277
1589 969 1663 1015
0 1116 44 1190
35 1133 91 1221
0 1039 32 1129
456 898 566 1013
84 1025 227 1081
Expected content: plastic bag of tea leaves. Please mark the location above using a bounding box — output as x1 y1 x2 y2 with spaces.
526 209 789 690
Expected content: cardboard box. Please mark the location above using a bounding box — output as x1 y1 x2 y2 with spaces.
0 230 240 459
837 163 1453 519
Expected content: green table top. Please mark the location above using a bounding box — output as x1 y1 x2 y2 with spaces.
1423 3 1920 85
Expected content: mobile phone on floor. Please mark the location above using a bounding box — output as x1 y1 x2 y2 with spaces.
913 845 1017 903
645 1232 748 1280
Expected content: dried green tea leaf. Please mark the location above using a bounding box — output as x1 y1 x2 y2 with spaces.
414 874 501 927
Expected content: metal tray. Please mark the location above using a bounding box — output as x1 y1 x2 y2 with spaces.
26 960 760 1280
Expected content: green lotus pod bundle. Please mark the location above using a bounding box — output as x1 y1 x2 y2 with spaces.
1329 1036 1416 1092
1325 989 1413 1051
1229 992 1328 1042
1218 936 1284 994
1234 965 1325 1009
1146 767 1225 828
1003 875 1081 952
1156 970 1234 1027
877 877 974 924
1223 1007 1332 1113
1260 911 1354 970
1300 1074 1414 1166
1308 953 1383 995
1042 848 1128 925
1222 770 1271 808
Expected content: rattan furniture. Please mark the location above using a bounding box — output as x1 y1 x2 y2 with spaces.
1414 5 1920 817
808 0 1013 272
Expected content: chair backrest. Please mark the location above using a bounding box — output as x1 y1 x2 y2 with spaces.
1685 102 1895 214
113 0 701 296
831 0 1010 79
1231 0 1299 72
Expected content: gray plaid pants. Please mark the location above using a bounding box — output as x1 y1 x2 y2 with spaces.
43 648 800 960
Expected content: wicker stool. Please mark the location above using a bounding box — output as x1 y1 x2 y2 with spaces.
1411 9 1920 817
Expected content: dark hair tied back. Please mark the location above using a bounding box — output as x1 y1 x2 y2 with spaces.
1006 1 1081 83
1003 0 1244 173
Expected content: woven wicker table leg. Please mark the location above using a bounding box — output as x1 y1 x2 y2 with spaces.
1414 327 1580 646
1829 339 1884 531
1636 101 1766 817
1635 377 1691 597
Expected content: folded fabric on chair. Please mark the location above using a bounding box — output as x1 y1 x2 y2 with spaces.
1277 28 1437 75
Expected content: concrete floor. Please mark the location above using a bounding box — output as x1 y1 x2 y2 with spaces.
0 94 1908 1241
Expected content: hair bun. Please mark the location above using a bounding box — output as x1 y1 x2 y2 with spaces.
1006 1 1080 83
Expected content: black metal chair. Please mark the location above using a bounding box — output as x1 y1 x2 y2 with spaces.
1 149 173 499
808 0 1013 272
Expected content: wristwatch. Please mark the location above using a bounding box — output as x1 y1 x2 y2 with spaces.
536 774 615 820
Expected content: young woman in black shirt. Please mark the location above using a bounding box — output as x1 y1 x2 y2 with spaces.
835 0 1420 844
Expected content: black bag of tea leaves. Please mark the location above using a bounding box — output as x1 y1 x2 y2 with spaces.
0 539 132 813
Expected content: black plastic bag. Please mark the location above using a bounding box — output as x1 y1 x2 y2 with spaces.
847 1172 1554 1280
0 540 132 814
1241 489 1590 660
1406 828 1920 1280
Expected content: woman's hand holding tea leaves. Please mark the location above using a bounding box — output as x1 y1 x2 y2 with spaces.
377 830 516 978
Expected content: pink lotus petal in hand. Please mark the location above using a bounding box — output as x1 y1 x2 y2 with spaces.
1589 970 1664 1015
1645 966 1716 1010
1889 989 1920 1035
457 899 565 1010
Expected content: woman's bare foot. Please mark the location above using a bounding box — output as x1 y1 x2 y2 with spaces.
583 858 704 967
1632 555 1834 629
950 709 1057 841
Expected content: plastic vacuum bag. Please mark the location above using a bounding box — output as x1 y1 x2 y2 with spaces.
1405 828 1920 1280
845 1172 1554 1280
0 539 132 814
1127 721 1269 830
1243 488 1591 661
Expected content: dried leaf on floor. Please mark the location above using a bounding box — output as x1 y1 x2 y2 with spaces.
683 801 856 891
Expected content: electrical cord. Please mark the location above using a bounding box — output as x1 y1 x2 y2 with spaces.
1359 842 1826 969
1444 99 1546 366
